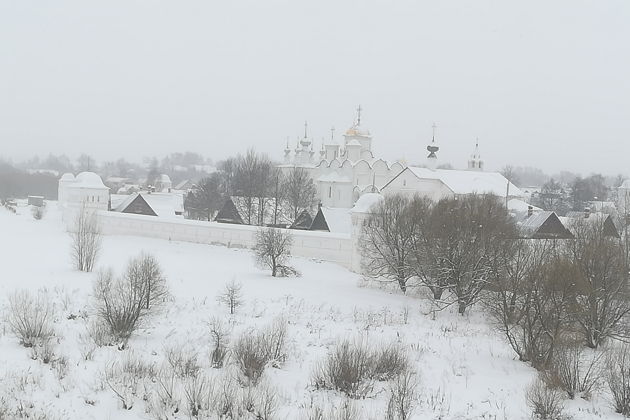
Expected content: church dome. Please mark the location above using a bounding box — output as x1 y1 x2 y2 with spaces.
345 124 370 137
60 173 75 181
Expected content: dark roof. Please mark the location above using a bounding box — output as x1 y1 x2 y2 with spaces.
214 197 244 225
289 210 313 230
309 207 330 232
564 212 621 239
518 211 573 240
117 194 158 217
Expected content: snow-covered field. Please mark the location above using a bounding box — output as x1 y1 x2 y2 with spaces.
0 203 621 419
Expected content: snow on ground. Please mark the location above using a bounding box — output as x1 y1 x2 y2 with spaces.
0 202 622 419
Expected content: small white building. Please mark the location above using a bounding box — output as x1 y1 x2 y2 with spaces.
58 172 110 211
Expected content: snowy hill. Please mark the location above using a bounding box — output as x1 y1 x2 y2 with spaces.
0 202 621 419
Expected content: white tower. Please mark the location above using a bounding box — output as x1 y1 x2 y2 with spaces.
467 139 484 171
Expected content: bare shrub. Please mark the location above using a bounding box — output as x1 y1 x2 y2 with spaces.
6 290 54 347
312 339 375 398
233 318 288 385
217 279 243 315
31 205 45 220
93 257 167 345
386 370 419 420
544 343 603 399
606 344 630 415
313 339 411 398
70 203 101 272
165 345 201 378
526 377 567 420
183 373 211 418
29 340 55 364
254 227 299 277
209 317 230 368
149 368 181 419
104 353 156 411
371 344 409 381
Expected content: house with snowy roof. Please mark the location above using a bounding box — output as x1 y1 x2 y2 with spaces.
110 192 184 218
561 209 621 239
516 207 574 240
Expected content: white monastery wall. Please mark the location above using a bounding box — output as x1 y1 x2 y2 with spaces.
90 210 355 269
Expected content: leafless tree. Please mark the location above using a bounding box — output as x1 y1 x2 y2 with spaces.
423 194 518 314
208 317 230 368
563 217 630 348
254 227 298 277
360 194 423 293
124 253 169 310
283 167 317 222
70 202 102 272
217 279 243 314
386 370 419 420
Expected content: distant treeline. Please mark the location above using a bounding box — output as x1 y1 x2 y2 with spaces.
0 163 58 200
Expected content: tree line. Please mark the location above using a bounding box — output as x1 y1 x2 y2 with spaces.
185 149 317 226
361 193 630 359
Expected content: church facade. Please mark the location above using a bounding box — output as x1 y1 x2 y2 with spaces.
279 108 405 208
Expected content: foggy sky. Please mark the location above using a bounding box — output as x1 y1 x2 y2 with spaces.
1 0 629 175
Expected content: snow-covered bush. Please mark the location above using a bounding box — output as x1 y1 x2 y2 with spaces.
217 279 243 315
233 318 288 385
165 344 201 378
526 377 567 420
94 256 168 345
6 290 54 348
313 339 410 398
385 370 419 420
312 339 375 398
372 345 409 381
606 344 630 416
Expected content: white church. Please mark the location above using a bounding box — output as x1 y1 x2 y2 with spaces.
280 108 522 209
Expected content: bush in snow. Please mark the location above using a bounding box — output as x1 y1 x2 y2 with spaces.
209 317 230 368
543 343 603 400
303 398 363 420
94 255 168 345
165 344 201 379
254 227 299 277
217 279 243 315
526 377 567 420
30 205 45 220
313 339 410 398
233 317 287 385
70 202 101 272
606 344 630 416
385 370 419 420
6 290 55 348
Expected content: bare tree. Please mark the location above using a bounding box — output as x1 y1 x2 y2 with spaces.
564 217 630 348
125 253 169 310
361 194 424 293
254 227 298 277
70 202 102 272
217 279 243 314
6 290 55 347
423 194 518 314
283 167 317 222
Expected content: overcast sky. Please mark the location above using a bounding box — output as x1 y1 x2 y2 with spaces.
1 1 629 175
